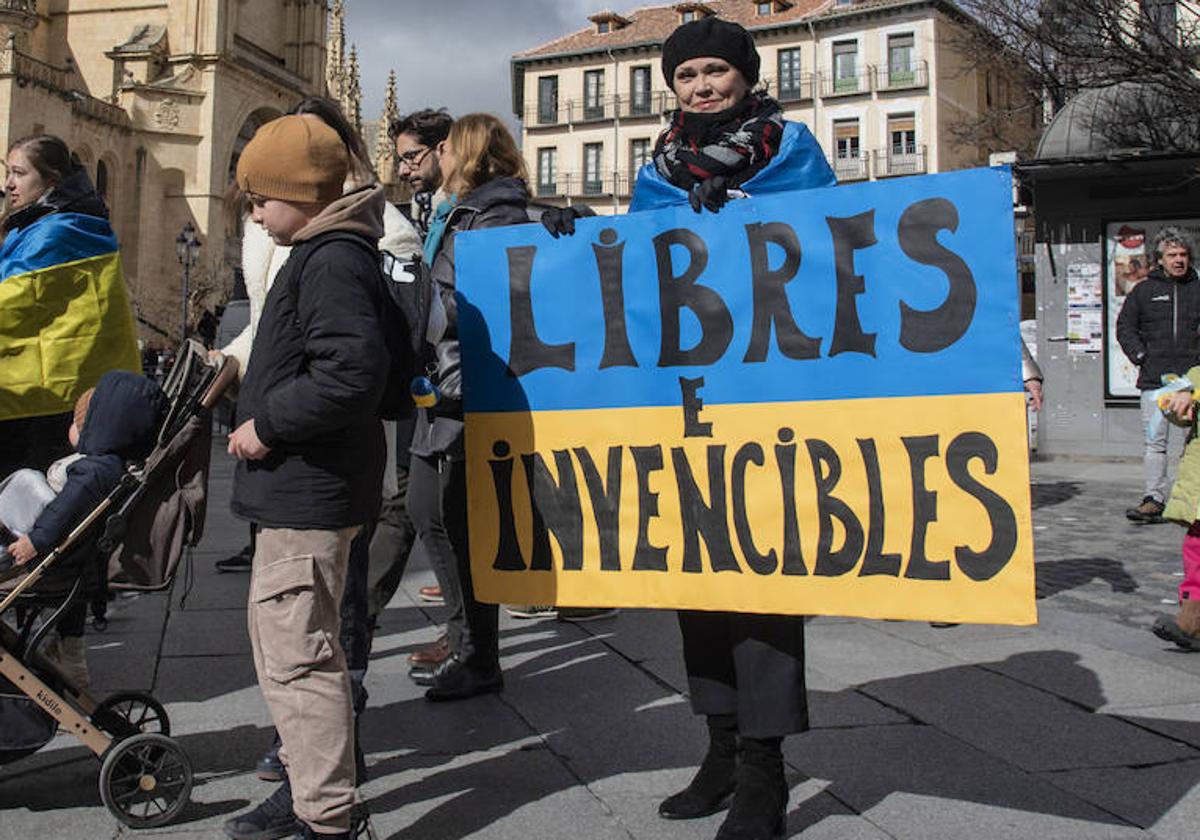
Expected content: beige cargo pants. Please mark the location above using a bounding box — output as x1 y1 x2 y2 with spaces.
248 526 358 834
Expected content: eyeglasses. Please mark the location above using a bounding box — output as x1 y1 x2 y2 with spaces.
396 146 432 170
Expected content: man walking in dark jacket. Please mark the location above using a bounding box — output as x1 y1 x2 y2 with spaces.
223 114 388 840
1117 227 1200 522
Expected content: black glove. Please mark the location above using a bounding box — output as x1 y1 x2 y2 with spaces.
541 205 595 238
689 176 729 214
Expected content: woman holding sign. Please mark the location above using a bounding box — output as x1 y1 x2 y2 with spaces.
634 18 836 840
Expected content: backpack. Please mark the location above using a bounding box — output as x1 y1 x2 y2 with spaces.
286 233 440 420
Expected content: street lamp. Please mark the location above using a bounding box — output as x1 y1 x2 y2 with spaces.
175 221 201 347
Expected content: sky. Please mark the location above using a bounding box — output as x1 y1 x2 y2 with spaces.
344 0 613 131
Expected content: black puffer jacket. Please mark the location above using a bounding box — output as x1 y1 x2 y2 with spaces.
28 371 167 552
231 229 388 529
410 176 532 460
1117 265 1200 390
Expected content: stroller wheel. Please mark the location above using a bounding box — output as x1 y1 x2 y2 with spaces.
95 691 171 737
99 732 193 829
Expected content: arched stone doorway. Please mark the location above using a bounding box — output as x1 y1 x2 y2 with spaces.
225 107 282 300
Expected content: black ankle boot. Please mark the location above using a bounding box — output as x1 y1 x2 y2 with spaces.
659 715 738 819
715 736 787 840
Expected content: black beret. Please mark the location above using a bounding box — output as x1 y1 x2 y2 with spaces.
661 17 761 87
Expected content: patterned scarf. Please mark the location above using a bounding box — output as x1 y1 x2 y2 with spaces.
653 91 784 192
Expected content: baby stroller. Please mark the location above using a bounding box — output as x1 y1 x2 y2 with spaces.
0 341 237 828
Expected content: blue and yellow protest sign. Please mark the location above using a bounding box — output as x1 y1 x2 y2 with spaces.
0 212 141 421
455 167 1035 625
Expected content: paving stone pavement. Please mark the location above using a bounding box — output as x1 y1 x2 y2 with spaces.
5 449 1200 840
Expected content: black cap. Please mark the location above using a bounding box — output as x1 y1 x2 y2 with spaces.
661 17 761 87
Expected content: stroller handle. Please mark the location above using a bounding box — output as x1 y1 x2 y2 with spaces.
201 354 239 410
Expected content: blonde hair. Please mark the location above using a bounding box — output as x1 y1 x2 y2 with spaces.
442 114 527 197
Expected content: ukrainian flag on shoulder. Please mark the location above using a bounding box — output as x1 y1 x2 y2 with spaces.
0 212 141 421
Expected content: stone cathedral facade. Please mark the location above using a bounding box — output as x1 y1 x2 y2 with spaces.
0 0 363 345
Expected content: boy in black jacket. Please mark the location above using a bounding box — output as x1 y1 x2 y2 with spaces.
224 114 388 840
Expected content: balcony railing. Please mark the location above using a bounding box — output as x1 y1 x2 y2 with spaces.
535 175 564 198
527 102 569 128
527 93 673 128
874 145 927 177
820 67 873 97
615 91 669 119
0 0 37 27
832 154 869 181
763 74 815 103
875 60 929 92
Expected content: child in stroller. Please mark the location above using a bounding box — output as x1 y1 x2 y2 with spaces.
0 343 236 829
0 371 166 686
1 371 167 569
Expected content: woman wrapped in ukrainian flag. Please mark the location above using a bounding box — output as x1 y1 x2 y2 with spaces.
0 134 140 474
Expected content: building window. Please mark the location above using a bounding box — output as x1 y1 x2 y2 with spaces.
834 119 860 159
833 118 864 179
597 20 610 33
887 33 914 85
777 48 803 100
583 143 604 194
537 147 557 197
888 114 916 156
584 69 605 120
630 138 651 174
537 75 559 124
757 1 773 14
832 41 858 93
96 159 109 201
630 65 652 115
681 10 697 22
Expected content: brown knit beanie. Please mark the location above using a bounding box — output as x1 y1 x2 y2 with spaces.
235 114 348 204
74 387 94 434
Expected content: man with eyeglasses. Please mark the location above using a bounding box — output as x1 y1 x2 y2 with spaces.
378 108 456 680
389 108 452 240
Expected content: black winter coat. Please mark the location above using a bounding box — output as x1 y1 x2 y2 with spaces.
410 177 532 460
1116 266 1200 390
231 231 388 529
28 371 166 552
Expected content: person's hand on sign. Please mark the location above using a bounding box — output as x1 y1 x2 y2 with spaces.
1024 378 1043 412
1165 389 1196 422
689 176 729 214
541 205 595 238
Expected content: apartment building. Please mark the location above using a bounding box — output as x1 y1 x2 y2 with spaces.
511 0 1041 212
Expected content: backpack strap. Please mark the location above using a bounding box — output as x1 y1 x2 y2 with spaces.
283 232 381 316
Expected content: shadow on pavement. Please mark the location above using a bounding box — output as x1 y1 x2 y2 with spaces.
1035 557 1139 598
1031 481 1083 510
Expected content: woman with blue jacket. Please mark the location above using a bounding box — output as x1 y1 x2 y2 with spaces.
544 18 835 837
636 18 834 840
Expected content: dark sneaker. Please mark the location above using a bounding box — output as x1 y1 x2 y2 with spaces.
255 738 285 781
1126 496 1165 523
505 604 558 619
424 656 503 702
223 781 300 840
216 546 254 572
1152 615 1200 651
558 607 618 623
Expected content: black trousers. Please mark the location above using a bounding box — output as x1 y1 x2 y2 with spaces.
677 610 808 739
365 460 427 622
408 454 498 666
